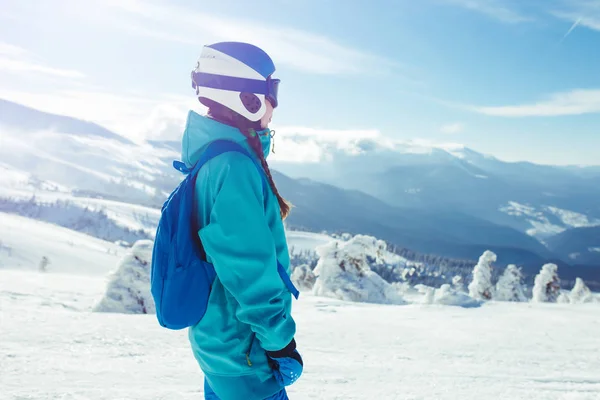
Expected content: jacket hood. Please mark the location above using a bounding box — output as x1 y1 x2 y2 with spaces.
181 110 272 168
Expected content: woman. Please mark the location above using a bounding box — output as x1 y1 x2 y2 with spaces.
181 42 303 400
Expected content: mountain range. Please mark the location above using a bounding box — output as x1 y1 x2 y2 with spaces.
1 98 598 270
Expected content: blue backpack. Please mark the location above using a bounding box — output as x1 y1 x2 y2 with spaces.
150 139 299 330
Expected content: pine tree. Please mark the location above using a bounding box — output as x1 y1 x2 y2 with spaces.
532 263 561 303
495 264 527 302
468 250 496 300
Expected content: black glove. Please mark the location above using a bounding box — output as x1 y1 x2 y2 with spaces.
266 338 303 386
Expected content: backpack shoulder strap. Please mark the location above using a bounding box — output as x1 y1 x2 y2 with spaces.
173 140 267 191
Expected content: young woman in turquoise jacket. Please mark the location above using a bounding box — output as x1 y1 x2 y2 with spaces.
182 42 303 400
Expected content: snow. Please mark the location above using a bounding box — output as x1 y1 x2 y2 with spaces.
532 263 561 303
570 278 596 304
547 206 600 228
291 264 316 291
94 240 155 314
2 218 600 399
468 250 496 300
0 212 123 275
286 230 332 255
312 235 406 304
0 126 180 208
2 268 600 400
525 219 565 238
500 201 600 239
431 284 482 308
495 264 527 302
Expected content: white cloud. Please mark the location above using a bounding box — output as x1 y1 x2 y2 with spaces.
0 41 85 79
472 89 600 117
442 0 532 23
440 122 464 134
551 1 600 35
269 125 465 163
70 0 398 76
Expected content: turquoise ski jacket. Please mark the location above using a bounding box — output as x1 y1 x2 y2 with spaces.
181 110 296 400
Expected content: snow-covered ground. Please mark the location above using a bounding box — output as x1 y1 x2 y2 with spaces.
0 212 124 275
2 268 599 400
286 230 332 255
1 216 599 399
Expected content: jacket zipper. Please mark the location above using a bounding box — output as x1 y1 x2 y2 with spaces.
246 333 256 367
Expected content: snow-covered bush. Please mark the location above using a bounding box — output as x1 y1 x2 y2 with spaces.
434 284 482 308
532 263 561 303
557 292 570 304
291 264 316 291
312 235 405 304
421 285 435 305
94 240 155 314
415 284 480 307
495 264 527 302
570 278 594 304
468 250 496 300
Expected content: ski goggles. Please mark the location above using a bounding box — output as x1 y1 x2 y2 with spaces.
192 72 281 108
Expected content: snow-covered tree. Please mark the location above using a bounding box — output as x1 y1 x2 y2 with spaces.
570 278 594 304
312 235 405 304
495 264 527 302
532 263 561 303
291 264 316 291
94 240 155 314
468 250 496 300
452 275 465 292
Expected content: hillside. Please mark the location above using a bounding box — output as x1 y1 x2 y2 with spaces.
271 135 600 241
546 226 600 265
0 100 594 267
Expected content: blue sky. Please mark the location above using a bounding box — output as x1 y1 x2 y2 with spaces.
1 0 599 166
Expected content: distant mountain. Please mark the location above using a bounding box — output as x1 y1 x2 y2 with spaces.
0 98 134 145
546 226 600 265
0 101 180 208
271 137 600 241
273 171 552 265
0 101 593 269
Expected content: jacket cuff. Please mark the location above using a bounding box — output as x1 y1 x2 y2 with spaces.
265 338 296 358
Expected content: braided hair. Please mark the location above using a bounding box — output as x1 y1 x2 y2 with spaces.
204 100 292 219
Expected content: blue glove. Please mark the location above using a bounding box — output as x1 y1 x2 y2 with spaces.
266 339 303 387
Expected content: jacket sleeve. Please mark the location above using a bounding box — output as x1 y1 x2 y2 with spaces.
197 152 295 352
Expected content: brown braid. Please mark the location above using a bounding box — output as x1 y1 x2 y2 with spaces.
204 101 292 220
245 132 292 220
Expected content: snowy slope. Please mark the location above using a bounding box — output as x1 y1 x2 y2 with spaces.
286 230 333 254
0 123 180 208
0 212 123 275
2 268 600 400
1 216 599 399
